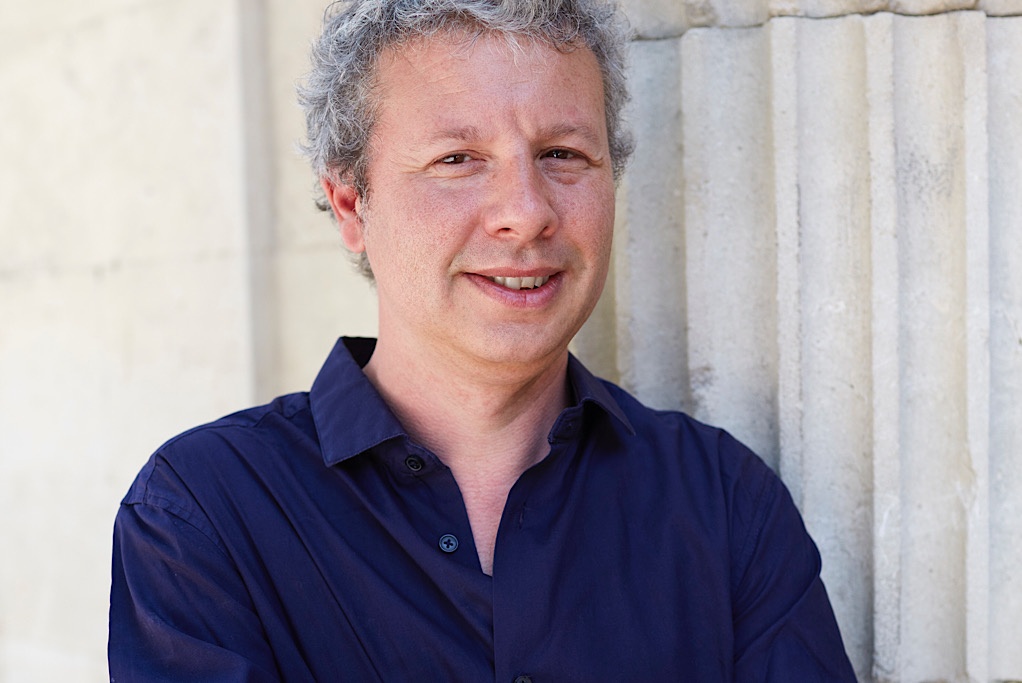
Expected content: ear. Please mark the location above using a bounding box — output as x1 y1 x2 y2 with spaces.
321 176 366 254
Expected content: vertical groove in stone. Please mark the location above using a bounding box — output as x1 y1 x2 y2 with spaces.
794 16 875 679
681 26 780 467
611 38 686 410
864 12 900 681
960 13 991 683
892 13 970 680
987 16 1022 680
238 0 278 403
771 18 803 503
862 13 903 678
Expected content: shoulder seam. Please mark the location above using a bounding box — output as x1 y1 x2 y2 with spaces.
123 493 231 558
155 396 310 450
732 459 778 592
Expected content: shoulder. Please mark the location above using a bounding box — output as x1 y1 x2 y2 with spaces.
597 378 776 496
598 379 822 594
122 391 316 512
593 379 789 566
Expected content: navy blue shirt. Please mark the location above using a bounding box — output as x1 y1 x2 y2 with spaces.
109 337 855 682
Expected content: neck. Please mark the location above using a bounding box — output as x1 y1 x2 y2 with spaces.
363 334 571 475
362 333 572 575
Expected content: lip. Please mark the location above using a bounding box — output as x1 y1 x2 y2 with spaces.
470 267 560 279
464 271 563 309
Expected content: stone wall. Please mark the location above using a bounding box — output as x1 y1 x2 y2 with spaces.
0 1 374 679
578 3 1022 681
1 0 1019 680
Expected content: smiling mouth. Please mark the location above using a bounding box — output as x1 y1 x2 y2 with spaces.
486 275 551 291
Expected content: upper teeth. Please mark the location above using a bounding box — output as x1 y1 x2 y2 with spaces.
488 275 550 290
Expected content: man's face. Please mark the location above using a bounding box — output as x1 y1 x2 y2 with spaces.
333 31 616 371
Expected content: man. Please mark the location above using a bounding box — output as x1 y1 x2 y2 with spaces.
109 0 856 680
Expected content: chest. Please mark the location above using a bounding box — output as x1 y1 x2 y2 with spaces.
222 443 737 682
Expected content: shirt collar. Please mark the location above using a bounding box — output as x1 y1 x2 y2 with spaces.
566 353 635 435
310 337 635 467
310 337 406 466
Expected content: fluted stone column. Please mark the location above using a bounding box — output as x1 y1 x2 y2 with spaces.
578 2 1022 681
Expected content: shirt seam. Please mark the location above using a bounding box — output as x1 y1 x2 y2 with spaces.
151 398 309 456
130 491 231 558
732 460 777 592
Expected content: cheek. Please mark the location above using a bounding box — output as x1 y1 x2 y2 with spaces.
398 187 479 261
362 191 469 289
562 183 616 260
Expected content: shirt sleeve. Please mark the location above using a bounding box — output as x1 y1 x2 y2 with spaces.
729 456 857 682
109 498 282 682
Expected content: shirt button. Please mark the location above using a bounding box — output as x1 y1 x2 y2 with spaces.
404 455 424 472
514 676 533 683
438 534 459 553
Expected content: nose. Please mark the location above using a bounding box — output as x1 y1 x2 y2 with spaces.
481 160 558 241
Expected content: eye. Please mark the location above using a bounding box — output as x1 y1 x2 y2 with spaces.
439 153 472 165
545 149 577 160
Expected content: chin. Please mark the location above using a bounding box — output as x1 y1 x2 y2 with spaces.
463 325 575 370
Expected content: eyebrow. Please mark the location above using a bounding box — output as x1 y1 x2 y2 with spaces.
538 122 605 149
422 122 605 149
425 125 484 145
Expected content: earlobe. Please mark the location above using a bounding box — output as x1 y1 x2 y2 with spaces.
321 177 365 253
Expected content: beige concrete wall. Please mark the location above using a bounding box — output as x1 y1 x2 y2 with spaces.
2 2 251 679
1 1 1019 681
0 1 374 680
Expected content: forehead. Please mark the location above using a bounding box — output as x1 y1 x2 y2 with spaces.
369 29 607 141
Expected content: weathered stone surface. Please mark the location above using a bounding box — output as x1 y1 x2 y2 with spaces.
263 0 381 397
680 25 781 467
620 0 780 36
980 0 1022 13
618 0 691 38
888 0 979 13
620 0 1022 32
771 0 888 18
785 16 875 679
273 246 379 396
890 12 979 680
0 4 243 274
862 13 902 681
0 2 253 681
987 16 1022 680
605 38 688 411
0 258 254 682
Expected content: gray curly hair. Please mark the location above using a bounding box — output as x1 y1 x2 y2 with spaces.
298 0 634 278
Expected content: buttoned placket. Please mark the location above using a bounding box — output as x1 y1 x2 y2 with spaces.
390 442 483 573
490 406 586 683
399 451 465 556
380 408 587 682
